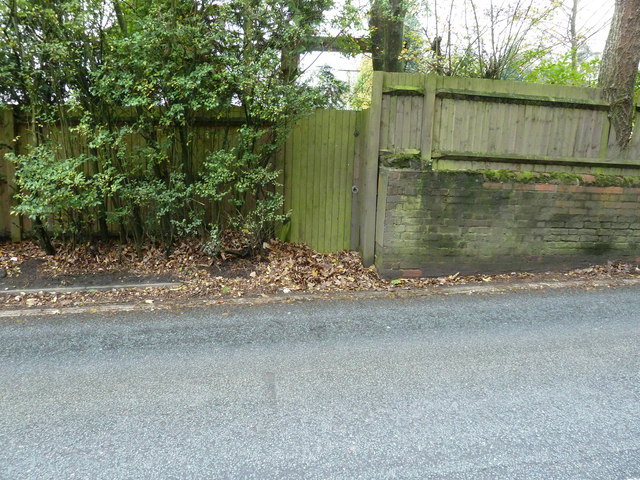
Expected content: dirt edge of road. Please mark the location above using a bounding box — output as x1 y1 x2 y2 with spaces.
3 276 639 318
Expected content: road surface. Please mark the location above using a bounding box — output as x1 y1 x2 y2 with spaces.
1 287 639 479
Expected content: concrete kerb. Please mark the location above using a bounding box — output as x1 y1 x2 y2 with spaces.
0 282 181 296
2 277 640 318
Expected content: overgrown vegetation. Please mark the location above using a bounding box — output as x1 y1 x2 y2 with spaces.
0 0 350 256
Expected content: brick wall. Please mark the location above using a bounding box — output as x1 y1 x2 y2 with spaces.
376 167 640 278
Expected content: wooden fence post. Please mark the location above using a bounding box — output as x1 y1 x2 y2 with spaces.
359 71 384 266
420 75 437 166
0 107 20 242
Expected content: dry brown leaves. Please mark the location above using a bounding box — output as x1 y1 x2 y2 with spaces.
260 241 383 292
2 238 640 310
0 242 45 277
40 240 213 278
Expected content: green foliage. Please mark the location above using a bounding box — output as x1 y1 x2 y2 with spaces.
198 126 288 251
0 0 348 254
524 52 600 87
314 66 350 109
8 145 104 238
350 58 373 110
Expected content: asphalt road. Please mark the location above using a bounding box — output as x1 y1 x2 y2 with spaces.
1 287 639 479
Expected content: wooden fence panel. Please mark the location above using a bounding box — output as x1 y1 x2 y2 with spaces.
282 109 358 252
433 96 606 160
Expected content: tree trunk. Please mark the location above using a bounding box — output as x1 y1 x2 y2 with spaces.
569 0 578 71
34 217 56 256
385 0 406 73
370 0 386 71
598 0 640 148
369 0 406 72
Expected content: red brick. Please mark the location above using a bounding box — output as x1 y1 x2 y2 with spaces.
482 182 503 190
401 269 423 278
558 185 583 193
581 174 596 183
534 184 557 192
602 186 624 194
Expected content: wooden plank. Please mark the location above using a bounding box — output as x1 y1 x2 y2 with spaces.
314 110 324 251
321 109 331 251
465 100 479 153
420 75 437 164
511 103 525 154
573 109 590 158
323 109 337 251
552 107 567 157
435 88 609 109
521 104 536 156
560 107 578 157
497 103 514 154
438 98 454 153
475 99 488 154
451 98 466 152
431 150 640 168
331 111 343 251
581 110 602 157
374 169 388 251
382 85 424 96
379 95 390 153
437 75 607 103
400 96 412 150
586 109 602 158
598 112 611 159
350 109 367 251
338 112 353 250
389 94 399 152
343 112 356 249
543 106 557 156
312 110 323 250
0 107 13 239
324 111 335 251
431 98 441 152
360 71 384 266
300 115 311 243
409 95 422 150
298 115 311 243
311 109 323 249
486 102 500 152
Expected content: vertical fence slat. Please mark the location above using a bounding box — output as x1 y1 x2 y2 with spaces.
0 108 13 239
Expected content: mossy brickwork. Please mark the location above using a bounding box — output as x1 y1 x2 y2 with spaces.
376 167 640 278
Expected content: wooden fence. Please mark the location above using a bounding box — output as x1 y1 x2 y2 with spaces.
280 109 358 252
0 106 359 252
3 73 640 259
375 73 640 171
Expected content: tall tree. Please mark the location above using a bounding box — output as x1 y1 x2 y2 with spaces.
369 0 406 72
598 0 640 148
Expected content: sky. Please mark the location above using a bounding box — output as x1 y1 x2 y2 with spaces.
301 0 615 86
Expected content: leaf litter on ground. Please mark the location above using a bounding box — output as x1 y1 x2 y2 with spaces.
1 239 640 309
